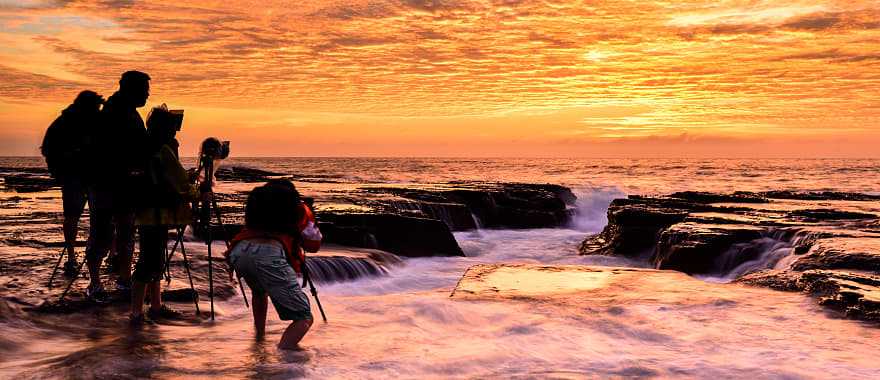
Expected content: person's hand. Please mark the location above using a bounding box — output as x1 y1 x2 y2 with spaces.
187 168 199 183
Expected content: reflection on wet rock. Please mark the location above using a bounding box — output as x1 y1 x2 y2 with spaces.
581 191 880 321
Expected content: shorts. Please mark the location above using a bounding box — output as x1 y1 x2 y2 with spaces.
61 178 87 219
229 240 312 321
85 185 135 263
133 225 168 283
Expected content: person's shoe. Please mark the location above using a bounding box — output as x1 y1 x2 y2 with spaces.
63 260 79 277
86 283 109 304
103 255 117 274
147 304 184 321
115 279 132 293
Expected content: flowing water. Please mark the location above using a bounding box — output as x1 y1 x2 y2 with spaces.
1 158 879 378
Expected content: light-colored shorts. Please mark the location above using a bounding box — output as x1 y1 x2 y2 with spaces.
229 240 312 321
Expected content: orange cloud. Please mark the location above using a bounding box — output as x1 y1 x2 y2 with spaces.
0 0 879 157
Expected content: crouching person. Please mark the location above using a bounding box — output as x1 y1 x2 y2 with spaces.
130 105 199 325
227 179 322 350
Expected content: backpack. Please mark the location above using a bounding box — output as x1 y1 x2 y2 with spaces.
41 110 92 180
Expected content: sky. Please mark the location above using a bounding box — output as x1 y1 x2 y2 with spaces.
0 0 878 157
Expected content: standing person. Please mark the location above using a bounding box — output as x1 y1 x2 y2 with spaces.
226 179 322 350
41 90 104 275
83 71 151 302
129 105 198 325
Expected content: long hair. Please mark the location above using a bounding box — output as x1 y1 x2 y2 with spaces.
146 104 177 154
244 179 303 235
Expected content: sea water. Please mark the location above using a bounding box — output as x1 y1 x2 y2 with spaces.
1 158 879 378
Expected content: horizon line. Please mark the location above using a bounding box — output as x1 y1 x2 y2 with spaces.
3 155 880 160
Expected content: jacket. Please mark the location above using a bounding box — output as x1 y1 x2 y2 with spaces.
88 93 148 188
135 144 199 226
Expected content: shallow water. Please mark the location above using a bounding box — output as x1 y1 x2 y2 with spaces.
1 157 880 378
4 227 879 379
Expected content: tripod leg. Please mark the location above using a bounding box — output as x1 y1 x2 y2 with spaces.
208 245 214 320
177 227 200 314
308 277 328 323
205 215 215 320
163 242 170 283
164 228 181 283
204 162 216 320
48 246 67 289
210 197 232 248
58 257 88 303
210 196 249 309
212 198 224 237
302 264 327 323
238 277 250 308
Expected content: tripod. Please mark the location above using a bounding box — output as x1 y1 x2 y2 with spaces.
55 247 89 303
193 156 249 320
47 246 77 289
160 225 200 314
300 256 327 323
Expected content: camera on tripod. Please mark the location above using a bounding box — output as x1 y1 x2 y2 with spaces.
191 137 230 228
192 137 229 195
190 137 239 319
200 137 230 162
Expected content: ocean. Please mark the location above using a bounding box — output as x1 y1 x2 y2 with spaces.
1 157 879 378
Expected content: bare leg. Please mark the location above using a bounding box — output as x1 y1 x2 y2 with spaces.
86 257 102 289
278 319 313 350
148 281 162 312
115 212 135 284
61 181 86 265
63 215 78 263
252 291 268 339
85 193 112 290
130 280 147 317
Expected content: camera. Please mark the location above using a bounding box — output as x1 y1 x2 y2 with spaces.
146 104 184 131
200 137 230 160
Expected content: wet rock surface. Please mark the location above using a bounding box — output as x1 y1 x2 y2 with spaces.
318 213 464 257
738 270 880 322
360 182 576 230
789 237 880 272
214 166 284 182
0 164 575 316
581 191 880 322
654 223 765 273
2 174 56 193
197 175 577 257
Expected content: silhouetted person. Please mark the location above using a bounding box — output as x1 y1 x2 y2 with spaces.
84 71 150 302
41 90 104 275
129 105 197 325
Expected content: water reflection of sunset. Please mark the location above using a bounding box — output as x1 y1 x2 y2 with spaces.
1 1 878 157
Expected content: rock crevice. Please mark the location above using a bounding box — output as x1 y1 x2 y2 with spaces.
580 191 880 322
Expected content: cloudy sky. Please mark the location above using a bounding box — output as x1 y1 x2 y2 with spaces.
1 0 878 157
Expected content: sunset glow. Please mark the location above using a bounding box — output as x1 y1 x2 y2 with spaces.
1 0 879 157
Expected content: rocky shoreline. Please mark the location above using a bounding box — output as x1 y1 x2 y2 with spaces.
4 163 879 323
2 164 578 259
580 191 880 322
0 164 578 312
203 174 578 258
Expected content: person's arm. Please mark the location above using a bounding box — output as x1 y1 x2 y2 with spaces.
157 145 199 201
299 204 322 253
